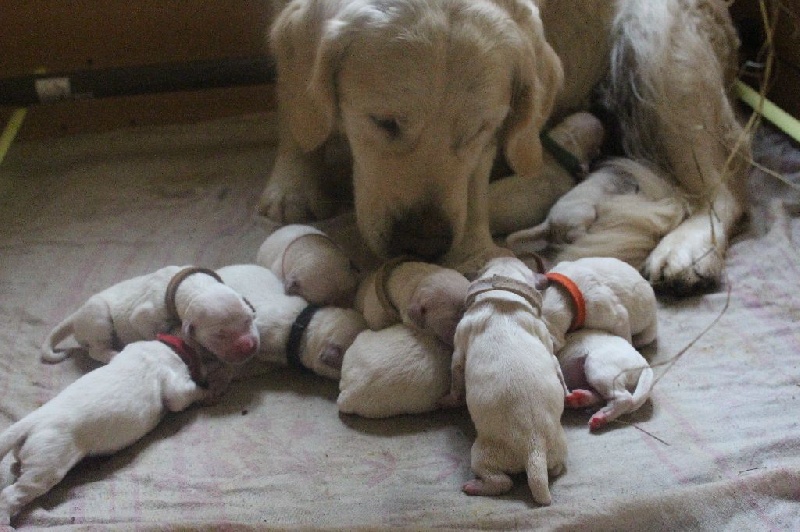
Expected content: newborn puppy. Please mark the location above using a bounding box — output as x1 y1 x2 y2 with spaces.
256 224 361 307
542 257 658 353
0 338 211 524
217 264 366 380
41 266 259 365
446 257 566 505
558 329 655 431
558 329 653 430
491 112 606 235
507 159 686 270
354 258 469 346
337 324 452 418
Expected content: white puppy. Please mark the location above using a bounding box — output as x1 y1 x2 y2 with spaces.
354 258 468 346
217 264 367 380
507 159 687 270
41 266 260 366
446 256 566 505
337 324 452 418
256 224 361 306
0 338 211 524
542 257 658 353
558 329 655 431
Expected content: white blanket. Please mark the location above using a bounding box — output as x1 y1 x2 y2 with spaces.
0 114 798 530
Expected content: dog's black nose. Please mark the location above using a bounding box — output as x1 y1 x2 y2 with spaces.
387 205 453 262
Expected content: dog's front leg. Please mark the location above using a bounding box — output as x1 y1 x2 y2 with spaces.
443 146 509 276
257 124 333 223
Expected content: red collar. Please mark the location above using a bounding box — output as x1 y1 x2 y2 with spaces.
545 272 586 332
157 333 207 387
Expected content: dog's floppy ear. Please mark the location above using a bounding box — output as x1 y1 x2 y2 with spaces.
270 1 350 152
500 3 564 177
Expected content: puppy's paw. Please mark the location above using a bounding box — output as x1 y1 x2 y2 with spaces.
589 412 610 431
643 216 724 295
565 389 601 409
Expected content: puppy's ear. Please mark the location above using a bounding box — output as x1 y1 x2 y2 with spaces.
270 1 348 152
500 3 564 177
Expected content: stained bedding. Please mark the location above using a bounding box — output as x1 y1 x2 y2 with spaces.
0 113 798 530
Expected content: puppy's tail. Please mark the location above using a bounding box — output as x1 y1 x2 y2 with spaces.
526 450 553 506
630 366 655 412
41 315 75 363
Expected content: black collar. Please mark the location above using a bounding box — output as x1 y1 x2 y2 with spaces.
285 304 321 371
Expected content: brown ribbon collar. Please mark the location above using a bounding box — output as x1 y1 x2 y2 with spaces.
464 274 543 312
164 267 224 325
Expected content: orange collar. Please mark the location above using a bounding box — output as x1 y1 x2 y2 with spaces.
545 272 586 332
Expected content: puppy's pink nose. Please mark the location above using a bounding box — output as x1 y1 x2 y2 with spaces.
234 335 258 356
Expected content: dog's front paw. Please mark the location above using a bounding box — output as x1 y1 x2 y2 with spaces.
257 181 330 223
643 216 725 295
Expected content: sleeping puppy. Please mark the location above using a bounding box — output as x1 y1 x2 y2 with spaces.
0 338 212 525
542 257 658 354
41 266 259 366
261 0 749 294
491 111 605 235
507 158 687 270
255 224 361 306
445 256 566 505
558 329 655 431
354 258 469 346
337 324 452 418
217 264 366 380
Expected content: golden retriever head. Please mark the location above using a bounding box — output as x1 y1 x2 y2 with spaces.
272 0 562 263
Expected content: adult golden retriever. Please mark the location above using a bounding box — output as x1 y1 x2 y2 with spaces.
258 0 749 294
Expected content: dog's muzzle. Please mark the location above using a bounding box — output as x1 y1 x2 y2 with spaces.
386 204 453 262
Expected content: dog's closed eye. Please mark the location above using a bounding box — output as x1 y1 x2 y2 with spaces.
369 115 402 139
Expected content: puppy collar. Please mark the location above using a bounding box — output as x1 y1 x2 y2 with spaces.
464 275 542 312
164 267 224 325
157 333 207 388
545 272 586 332
373 255 417 321
281 232 342 281
285 304 320 372
540 129 587 181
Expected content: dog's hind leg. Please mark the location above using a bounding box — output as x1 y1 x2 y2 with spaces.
602 1 750 294
1 429 84 522
463 441 514 496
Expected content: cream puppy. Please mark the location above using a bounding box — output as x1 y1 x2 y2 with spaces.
507 159 687 270
0 338 211 524
354 258 469 346
217 264 367 380
256 224 361 306
446 256 566 505
542 257 658 353
558 329 655 431
337 324 452 418
41 266 259 366
490 111 606 235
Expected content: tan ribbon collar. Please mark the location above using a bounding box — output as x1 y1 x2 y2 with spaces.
164 267 224 324
280 232 339 280
373 255 417 321
464 274 543 312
